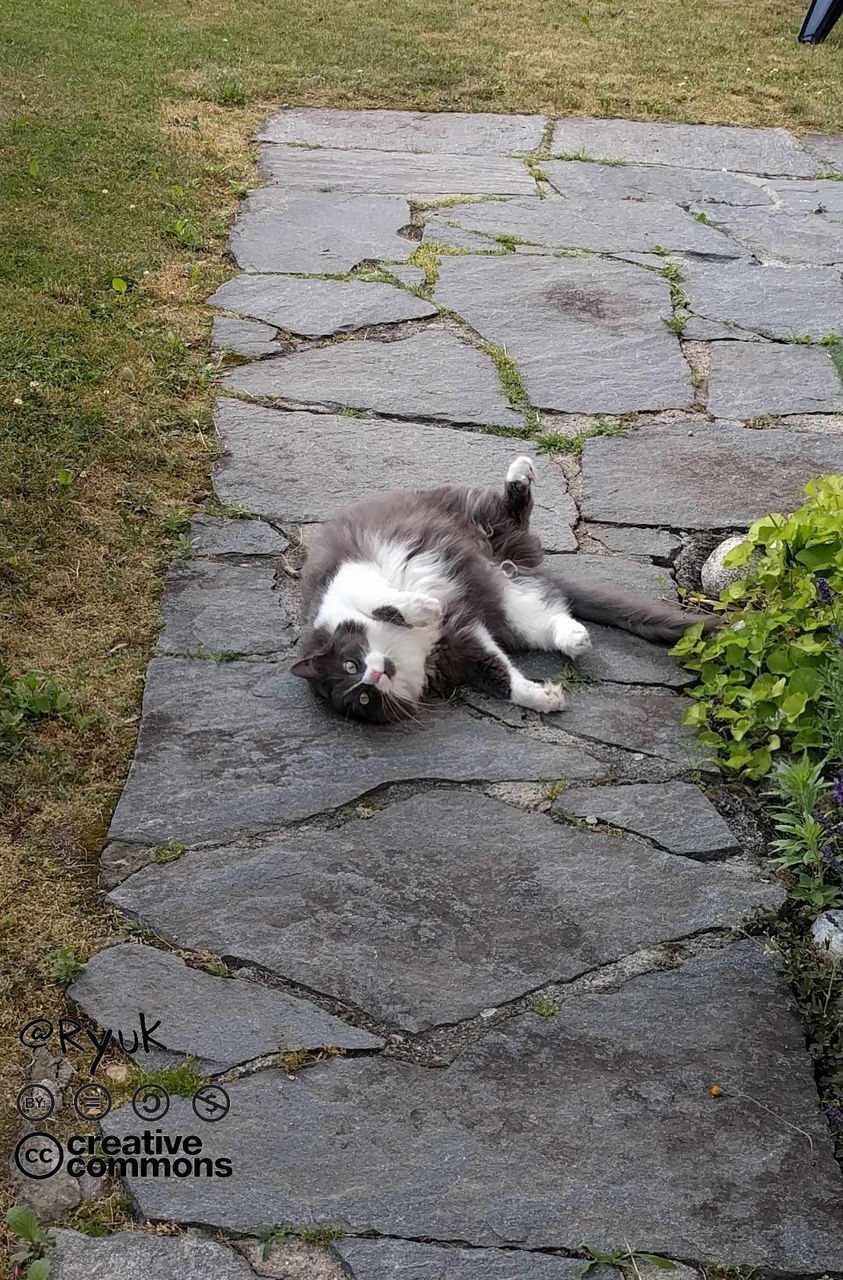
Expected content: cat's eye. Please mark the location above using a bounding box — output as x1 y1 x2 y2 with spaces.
359 692 370 705
343 660 358 674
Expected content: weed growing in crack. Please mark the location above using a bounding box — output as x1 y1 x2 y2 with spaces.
257 1224 345 1259
532 996 561 1016
535 416 633 457
579 1242 675 1276
479 341 529 410
153 841 186 864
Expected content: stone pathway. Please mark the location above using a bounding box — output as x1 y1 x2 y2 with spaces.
53 112 843 1278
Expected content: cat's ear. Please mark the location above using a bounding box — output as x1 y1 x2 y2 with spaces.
290 649 332 681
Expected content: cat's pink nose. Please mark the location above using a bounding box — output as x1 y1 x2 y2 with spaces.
370 669 384 683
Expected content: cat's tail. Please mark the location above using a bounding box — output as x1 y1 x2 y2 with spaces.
554 575 721 645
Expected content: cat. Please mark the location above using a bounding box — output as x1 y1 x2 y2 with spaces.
291 456 719 724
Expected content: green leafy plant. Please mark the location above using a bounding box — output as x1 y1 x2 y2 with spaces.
153 841 185 863
579 1242 675 1276
164 216 202 249
7 1203 57 1278
48 945 83 983
765 756 843 909
1 667 73 752
672 475 843 778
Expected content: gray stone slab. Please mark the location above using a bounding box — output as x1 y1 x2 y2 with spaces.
103 943 843 1270
581 421 843 528
214 401 578 552
189 515 289 557
435 255 693 414
389 264 426 287
109 792 777 1030
550 118 818 176
69 943 381 1073
543 159 767 206
223 330 523 429
260 146 536 195
256 109 547 154
422 221 503 251
230 190 412 274
769 178 843 218
518 624 691 689
553 782 739 858
49 1229 255 1280
209 274 435 337
156 561 292 657
425 196 739 256
681 316 764 342
708 343 843 418
682 261 843 340
546 551 678 600
586 524 682 561
211 316 280 357
550 686 710 767
338 1239 603 1279
108 661 598 846
709 206 843 264
803 132 843 172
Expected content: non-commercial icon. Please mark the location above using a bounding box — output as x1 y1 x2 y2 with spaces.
192 1084 230 1122
73 1082 112 1121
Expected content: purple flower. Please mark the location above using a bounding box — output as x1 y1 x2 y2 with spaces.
816 577 834 605
823 847 843 879
833 772 843 810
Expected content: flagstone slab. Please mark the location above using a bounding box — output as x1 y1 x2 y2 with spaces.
49 1230 256 1280
103 943 843 1271
425 196 739 256
803 132 843 171
337 1240 607 1279
156 561 292 657
211 316 280 357
707 206 843 264
549 686 709 767
543 160 767 207
188 515 288 558
552 782 739 858
585 524 683 561
230 190 412 274
546 551 678 600
434 255 694 413
223 330 523 428
707 343 843 418
69 944 381 1073
769 178 843 218
108 661 600 846
256 109 547 154
390 264 426 287
260 146 536 195
209 274 436 337
682 261 843 340
581 421 843 528
550 118 818 177
214 401 578 551
109 793 778 1030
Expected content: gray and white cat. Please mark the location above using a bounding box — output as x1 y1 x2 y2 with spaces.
291 457 718 723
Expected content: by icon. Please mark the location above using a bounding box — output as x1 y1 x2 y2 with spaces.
16 1083 55 1122
73 1082 112 1121
192 1084 230 1122
132 1083 170 1121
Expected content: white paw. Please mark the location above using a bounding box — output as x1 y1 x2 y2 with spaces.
506 455 536 488
554 617 592 658
511 677 566 714
401 593 443 627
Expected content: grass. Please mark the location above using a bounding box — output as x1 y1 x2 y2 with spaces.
1 0 842 1246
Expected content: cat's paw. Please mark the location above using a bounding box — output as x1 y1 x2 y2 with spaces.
554 617 592 658
512 678 566 714
506 455 537 489
400 593 443 627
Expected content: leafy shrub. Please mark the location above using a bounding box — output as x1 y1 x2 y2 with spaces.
0 666 72 752
672 475 843 778
766 755 843 909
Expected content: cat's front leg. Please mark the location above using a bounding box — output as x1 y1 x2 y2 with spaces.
470 623 566 714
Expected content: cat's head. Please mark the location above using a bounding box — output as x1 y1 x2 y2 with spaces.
291 621 412 724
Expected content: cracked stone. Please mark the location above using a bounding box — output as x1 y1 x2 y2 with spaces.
99 840 154 890
707 343 843 418
549 686 710 767
768 178 843 219
214 401 577 551
156 561 293 657
108 792 777 1030
107 660 592 846
422 221 501 251
682 261 843 340
803 132 843 171
230 190 412 274
681 316 764 342
102 943 843 1271
238 1238 346 1280
337 1240 601 1279
553 782 739 858
389 264 426 287
69 943 381 1073
48 1229 256 1280
549 118 818 176
708 206 843 264
212 316 280 357
546 551 678 600
260 147 537 195
543 159 767 206
256 108 547 154
585 524 683 562
425 196 739 257
514 624 691 688
581 421 843 528
222 330 523 429
209 274 435 337
188 515 289 557
434 255 694 414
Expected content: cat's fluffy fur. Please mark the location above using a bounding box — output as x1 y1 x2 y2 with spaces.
291 457 718 723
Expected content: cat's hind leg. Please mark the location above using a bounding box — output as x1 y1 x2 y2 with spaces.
470 623 566 713
503 455 536 524
498 569 592 658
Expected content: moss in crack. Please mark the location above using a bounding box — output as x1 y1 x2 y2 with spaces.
535 414 636 457
407 243 441 297
479 340 529 412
